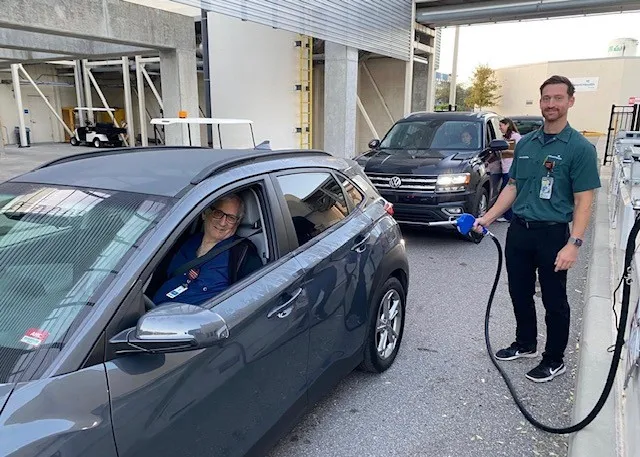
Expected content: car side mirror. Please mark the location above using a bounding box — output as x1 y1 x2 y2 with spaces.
368 139 381 149
489 139 509 151
109 303 229 354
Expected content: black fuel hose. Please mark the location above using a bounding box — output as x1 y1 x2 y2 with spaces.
483 213 639 434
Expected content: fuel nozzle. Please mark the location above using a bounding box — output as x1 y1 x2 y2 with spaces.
424 213 489 239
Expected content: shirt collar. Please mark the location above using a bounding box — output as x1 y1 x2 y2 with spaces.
533 123 572 144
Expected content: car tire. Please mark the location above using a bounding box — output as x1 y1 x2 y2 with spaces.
93 138 102 148
461 186 488 243
70 137 79 146
359 276 406 373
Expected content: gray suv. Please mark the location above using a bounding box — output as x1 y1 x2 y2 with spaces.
0 147 408 457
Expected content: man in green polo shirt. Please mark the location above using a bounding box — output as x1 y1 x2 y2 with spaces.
474 75 601 383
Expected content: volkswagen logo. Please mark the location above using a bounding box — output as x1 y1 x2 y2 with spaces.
389 176 402 189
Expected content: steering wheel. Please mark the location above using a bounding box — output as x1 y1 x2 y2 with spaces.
143 294 157 311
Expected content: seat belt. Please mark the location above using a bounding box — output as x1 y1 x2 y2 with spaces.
169 228 261 279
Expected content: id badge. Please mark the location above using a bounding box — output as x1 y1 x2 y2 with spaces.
540 176 554 200
166 284 188 299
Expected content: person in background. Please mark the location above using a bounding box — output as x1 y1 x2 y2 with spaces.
496 118 522 222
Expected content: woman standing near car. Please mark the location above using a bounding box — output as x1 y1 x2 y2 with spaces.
496 118 522 222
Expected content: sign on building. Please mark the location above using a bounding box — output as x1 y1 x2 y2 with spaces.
570 77 599 92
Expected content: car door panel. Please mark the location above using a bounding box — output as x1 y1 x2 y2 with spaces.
106 255 309 457
0 366 117 457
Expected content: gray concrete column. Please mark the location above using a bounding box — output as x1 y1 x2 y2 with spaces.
160 49 200 146
411 62 429 112
426 56 436 111
324 42 358 158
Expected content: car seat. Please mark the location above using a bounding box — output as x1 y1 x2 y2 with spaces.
236 188 269 265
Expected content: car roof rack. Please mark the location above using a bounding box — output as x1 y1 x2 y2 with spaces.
32 146 333 183
189 149 332 184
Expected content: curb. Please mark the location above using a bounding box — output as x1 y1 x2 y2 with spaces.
568 165 618 457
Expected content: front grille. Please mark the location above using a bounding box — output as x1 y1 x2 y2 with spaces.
367 173 437 192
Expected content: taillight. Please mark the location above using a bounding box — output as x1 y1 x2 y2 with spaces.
383 200 394 216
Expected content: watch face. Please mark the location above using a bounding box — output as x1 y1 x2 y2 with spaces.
571 237 583 246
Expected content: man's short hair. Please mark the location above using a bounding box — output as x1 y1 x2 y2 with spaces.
212 193 245 219
540 75 575 97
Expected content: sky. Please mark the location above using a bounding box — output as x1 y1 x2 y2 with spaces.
437 11 640 85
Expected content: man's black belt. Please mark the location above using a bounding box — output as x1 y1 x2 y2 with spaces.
512 215 566 229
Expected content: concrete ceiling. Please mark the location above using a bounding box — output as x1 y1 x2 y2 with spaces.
0 0 196 66
416 0 640 27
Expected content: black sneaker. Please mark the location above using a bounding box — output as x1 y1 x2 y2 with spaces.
525 361 566 383
495 342 538 361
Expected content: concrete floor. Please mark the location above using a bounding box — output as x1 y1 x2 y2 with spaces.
0 142 99 182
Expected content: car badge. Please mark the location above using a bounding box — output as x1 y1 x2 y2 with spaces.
389 176 402 189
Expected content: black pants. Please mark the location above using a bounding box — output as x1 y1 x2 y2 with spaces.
505 220 570 364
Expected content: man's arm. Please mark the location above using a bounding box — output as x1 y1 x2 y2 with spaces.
554 189 594 272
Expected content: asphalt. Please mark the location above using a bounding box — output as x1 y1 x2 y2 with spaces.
0 141 602 457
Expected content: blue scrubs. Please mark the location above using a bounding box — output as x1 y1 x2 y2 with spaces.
153 233 235 306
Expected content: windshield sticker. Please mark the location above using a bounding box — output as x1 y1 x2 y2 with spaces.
20 328 50 347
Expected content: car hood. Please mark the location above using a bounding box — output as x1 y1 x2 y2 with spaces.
357 149 475 175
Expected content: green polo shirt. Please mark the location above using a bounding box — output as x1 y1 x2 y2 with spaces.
509 123 601 223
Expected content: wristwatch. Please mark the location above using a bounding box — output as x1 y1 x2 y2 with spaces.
568 236 583 247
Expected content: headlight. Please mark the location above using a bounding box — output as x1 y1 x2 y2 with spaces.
436 173 470 192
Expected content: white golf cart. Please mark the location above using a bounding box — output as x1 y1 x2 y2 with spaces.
150 117 270 149
70 107 127 148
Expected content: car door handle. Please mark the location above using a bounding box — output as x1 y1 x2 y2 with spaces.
267 288 303 319
351 234 371 253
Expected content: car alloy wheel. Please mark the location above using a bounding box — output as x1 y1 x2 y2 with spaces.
478 193 488 216
376 288 403 360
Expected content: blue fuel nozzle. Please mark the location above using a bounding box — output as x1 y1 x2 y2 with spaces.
455 213 488 236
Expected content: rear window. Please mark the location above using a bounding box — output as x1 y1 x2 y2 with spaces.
0 182 173 383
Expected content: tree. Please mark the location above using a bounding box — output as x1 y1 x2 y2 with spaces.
434 81 471 111
465 64 501 110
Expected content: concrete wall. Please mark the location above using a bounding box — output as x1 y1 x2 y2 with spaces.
314 56 406 157
490 57 640 133
207 13 299 150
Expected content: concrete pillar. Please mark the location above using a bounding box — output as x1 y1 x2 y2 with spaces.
160 49 200 146
11 64 28 147
323 42 358 158
426 55 436 111
411 62 428 113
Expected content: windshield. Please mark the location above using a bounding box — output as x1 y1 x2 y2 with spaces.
0 182 172 383
379 120 482 155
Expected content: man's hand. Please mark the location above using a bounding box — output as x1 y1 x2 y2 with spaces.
554 244 579 272
473 216 490 234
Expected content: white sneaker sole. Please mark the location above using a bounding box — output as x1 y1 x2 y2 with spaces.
526 365 566 383
495 350 538 361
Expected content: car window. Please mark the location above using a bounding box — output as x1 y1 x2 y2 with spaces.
513 118 543 135
338 175 364 210
0 182 171 383
276 172 348 246
490 117 503 140
143 184 271 309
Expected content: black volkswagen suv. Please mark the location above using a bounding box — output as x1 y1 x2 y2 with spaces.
355 111 508 227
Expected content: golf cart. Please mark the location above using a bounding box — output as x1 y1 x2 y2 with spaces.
150 117 270 149
70 107 127 148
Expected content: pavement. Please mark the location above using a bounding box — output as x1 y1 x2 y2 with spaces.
0 142 94 182
0 140 615 457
